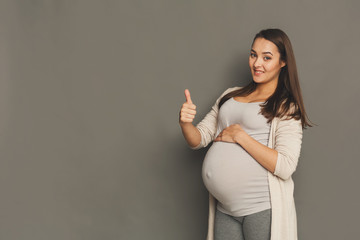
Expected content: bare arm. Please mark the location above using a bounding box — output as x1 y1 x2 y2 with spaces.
179 86 243 150
235 116 303 180
179 122 201 149
235 131 278 173
178 89 202 149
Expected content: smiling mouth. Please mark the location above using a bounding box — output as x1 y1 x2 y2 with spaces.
254 70 264 75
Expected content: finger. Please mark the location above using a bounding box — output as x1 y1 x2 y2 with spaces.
184 89 193 104
183 108 196 115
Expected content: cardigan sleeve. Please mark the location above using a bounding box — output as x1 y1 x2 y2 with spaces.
273 116 303 180
189 87 237 150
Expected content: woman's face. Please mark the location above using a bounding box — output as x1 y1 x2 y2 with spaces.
249 37 286 85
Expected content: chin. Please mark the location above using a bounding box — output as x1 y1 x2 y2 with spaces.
252 78 266 83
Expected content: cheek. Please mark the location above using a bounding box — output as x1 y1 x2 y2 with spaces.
264 63 278 72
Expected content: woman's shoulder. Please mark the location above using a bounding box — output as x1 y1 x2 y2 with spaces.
213 86 244 106
279 101 298 117
229 86 243 91
221 86 243 95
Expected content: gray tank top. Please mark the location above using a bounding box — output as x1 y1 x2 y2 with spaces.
202 97 272 217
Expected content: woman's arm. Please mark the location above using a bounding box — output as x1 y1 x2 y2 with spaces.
179 122 202 149
236 117 303 180
235 132 278 173
185 87 240 150
272 117 303 180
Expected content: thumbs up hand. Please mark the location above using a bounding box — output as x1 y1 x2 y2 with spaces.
179 89 197 124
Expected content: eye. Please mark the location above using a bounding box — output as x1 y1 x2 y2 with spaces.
264 56 271 60
250 53 256 57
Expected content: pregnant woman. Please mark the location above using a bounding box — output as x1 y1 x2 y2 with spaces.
179 28 313 240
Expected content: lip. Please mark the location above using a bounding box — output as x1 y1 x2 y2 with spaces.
254 70 264 76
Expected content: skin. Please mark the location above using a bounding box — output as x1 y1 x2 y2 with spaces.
213 37 286 173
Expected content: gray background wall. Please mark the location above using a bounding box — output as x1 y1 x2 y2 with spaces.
0 0 359 239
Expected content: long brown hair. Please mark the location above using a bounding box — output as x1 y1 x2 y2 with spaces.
219 28 315 129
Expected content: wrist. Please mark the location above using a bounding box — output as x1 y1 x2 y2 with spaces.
234 130 247 145
179 121 192 127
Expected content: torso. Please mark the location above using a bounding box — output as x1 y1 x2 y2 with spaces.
202 96 272 217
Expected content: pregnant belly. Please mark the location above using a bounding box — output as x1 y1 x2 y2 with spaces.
202 141 268 203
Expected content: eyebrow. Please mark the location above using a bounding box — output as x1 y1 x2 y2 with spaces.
251 49 273 56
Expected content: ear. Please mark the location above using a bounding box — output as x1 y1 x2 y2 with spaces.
281 60 286 68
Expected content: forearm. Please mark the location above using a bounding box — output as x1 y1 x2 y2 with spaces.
235 131 278 173
179 122 201 148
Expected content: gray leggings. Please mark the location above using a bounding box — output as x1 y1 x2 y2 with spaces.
214 207 271 240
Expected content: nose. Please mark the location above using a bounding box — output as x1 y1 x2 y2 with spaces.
253 57 263 68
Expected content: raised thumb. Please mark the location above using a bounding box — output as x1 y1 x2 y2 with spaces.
184 89 193 104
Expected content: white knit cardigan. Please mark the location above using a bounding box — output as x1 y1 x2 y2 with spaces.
189 86 303 240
